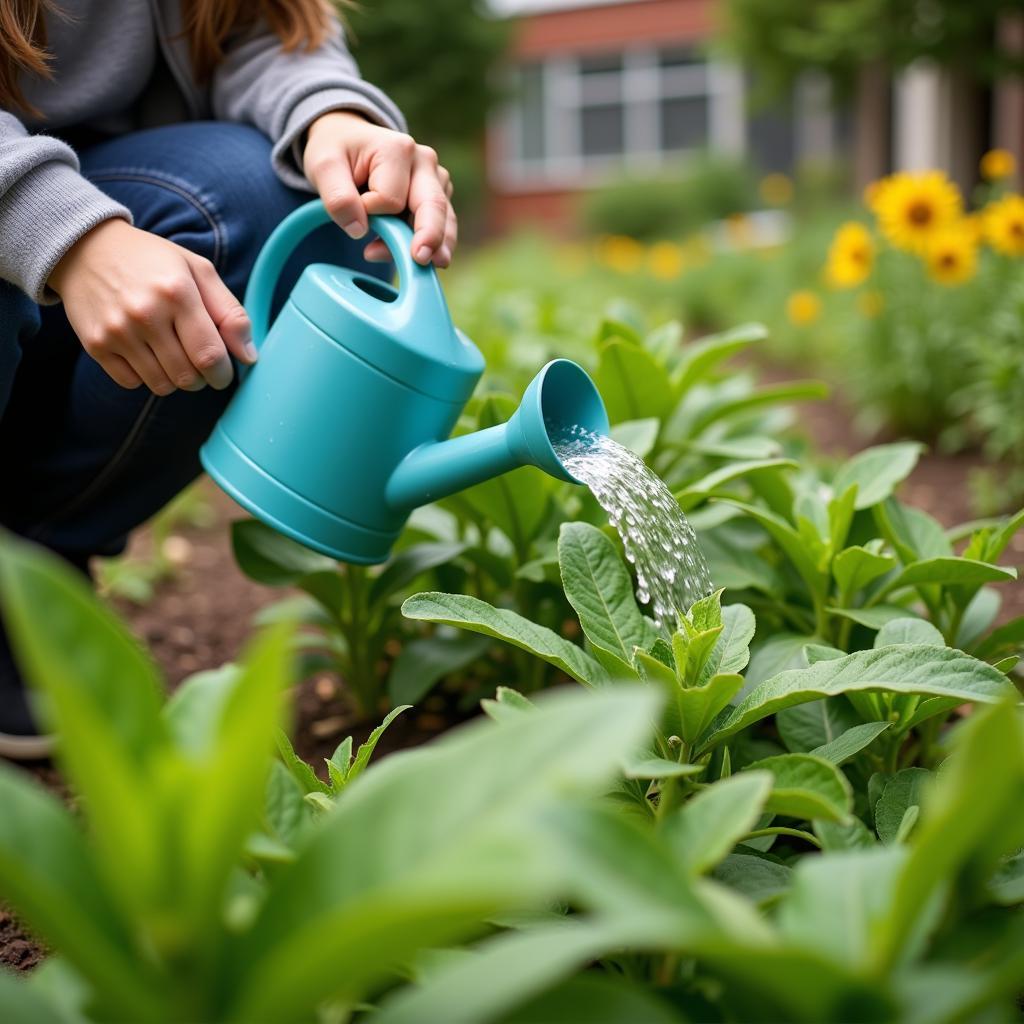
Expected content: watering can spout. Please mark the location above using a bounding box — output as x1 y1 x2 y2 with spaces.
385 358 610 512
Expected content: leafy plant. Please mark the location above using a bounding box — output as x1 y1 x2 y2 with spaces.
0 531 657 1022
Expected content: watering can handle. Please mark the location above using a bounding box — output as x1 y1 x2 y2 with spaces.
244 199 442 348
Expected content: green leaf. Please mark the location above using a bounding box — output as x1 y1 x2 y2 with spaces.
0 534 167 920
874 617 945 648
776 697 862 753
988 850 1024 906
810 722 891 765
814 818 877 852
883 557 1016 593
558 522 655 666
701 645 1017 752
874 499 952 562
689 381 829 436
875 768 932 845
826 604 914 629
712 853 792 905
368 542 467 608
678 672 745 747
387 633 491 706
609 417 660 458
481 687 538 723
403 592 609 686
663 771 773 874
622 757 704 780
832 544 897 595
832 443 924 510
164 665 240 756
973 615 1024 660
671 322 766 396
595 338 674 422
225 687 660 1020
276 728 330 796
345 705 412 785
231 519 335 585
675 459 797 511
0 968 71 1024
744 753 853 823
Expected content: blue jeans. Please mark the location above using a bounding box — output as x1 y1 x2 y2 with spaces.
0 122 383 565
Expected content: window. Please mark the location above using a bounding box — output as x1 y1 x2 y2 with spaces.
496 44 737 184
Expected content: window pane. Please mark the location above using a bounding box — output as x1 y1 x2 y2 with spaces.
659 46 701 69
660 95 708 151
581 103 624 157
580 53 623 76
515 63 545 162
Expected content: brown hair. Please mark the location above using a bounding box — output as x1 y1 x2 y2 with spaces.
0 0 333 114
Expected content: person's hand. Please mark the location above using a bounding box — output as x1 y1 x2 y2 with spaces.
48 219 254 395
303 111 456 268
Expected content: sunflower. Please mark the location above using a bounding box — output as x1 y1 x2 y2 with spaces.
980 148 1017 182
786 290 821 326
647 240 685 281
874 171 963 252
596 235 644 274
825 222 874 288
924 224 979 286
983 194 1024 257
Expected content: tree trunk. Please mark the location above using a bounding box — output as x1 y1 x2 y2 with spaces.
852 62 892 190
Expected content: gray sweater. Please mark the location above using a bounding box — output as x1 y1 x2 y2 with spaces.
1 0 406 303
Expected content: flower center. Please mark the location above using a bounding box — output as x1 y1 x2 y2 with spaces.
1010 220 1024 239
907 200 934 227
939 252 958 269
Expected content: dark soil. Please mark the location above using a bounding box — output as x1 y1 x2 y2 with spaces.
3 372 1023 972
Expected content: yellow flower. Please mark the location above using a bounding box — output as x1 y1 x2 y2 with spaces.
760 173 794 207
874 171 963 252
825 221 874 288
983 193 1024 256
647 240 685 280
858 290 885 318
980 148 1017 182
924 224 979 286
786 290 821 326
596 235 644 274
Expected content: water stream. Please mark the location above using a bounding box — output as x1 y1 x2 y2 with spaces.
553 426 714 628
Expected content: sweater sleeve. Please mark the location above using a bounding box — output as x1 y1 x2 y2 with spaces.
0 111 132 303
210 14 407 192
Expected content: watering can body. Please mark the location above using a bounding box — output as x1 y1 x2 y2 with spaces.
201 201 608 564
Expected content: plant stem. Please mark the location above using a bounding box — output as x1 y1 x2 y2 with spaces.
742 827 822 849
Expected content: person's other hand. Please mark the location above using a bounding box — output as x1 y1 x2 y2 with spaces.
49 219 254 394
304 111 456 268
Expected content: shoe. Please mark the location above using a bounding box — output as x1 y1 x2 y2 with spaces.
0 625 52 761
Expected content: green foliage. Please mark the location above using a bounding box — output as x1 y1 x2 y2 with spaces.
581 153 759 240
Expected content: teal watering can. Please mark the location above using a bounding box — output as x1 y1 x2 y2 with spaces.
200 200 609 564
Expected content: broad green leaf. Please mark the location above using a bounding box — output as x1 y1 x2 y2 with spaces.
387 633 491 706
231 519 335 585
0 766 158 1019
481 687 537 723
688 381 829 436
814 818 877 852
276 728 330 796
164 665 240 756
832 544 897 595
264 761 307 848
0 535 167 920
744 633 818 689
973 615 1024 660
832 443 924 510
558 522 656 665
810 722 891 765
622 757 704 780
874 617 945 648
776 697 862 753
225 688 660 1020
178 623 293 933
875 768 932 845
955 587 1001 649
701 645 1017 752
874 499 952 562
719 501 828 599
678 673 745 746
501 972 687 1024
828 484 859 553
712 853 792 905
826 604 914 629
609 417 660 458
595 338 674 422
671 322 766 396
698 604 755 684
988 850 1024 906
675 459 797 511
875 702 1024 969
0 968 70 1024
375 917 686 1024
700 530 782 592
402 592 609 686
744 753 852 823
663 772 773 874
882 557 1016 593
368 542 467 608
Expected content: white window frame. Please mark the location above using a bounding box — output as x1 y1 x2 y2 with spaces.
490 45 746 190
